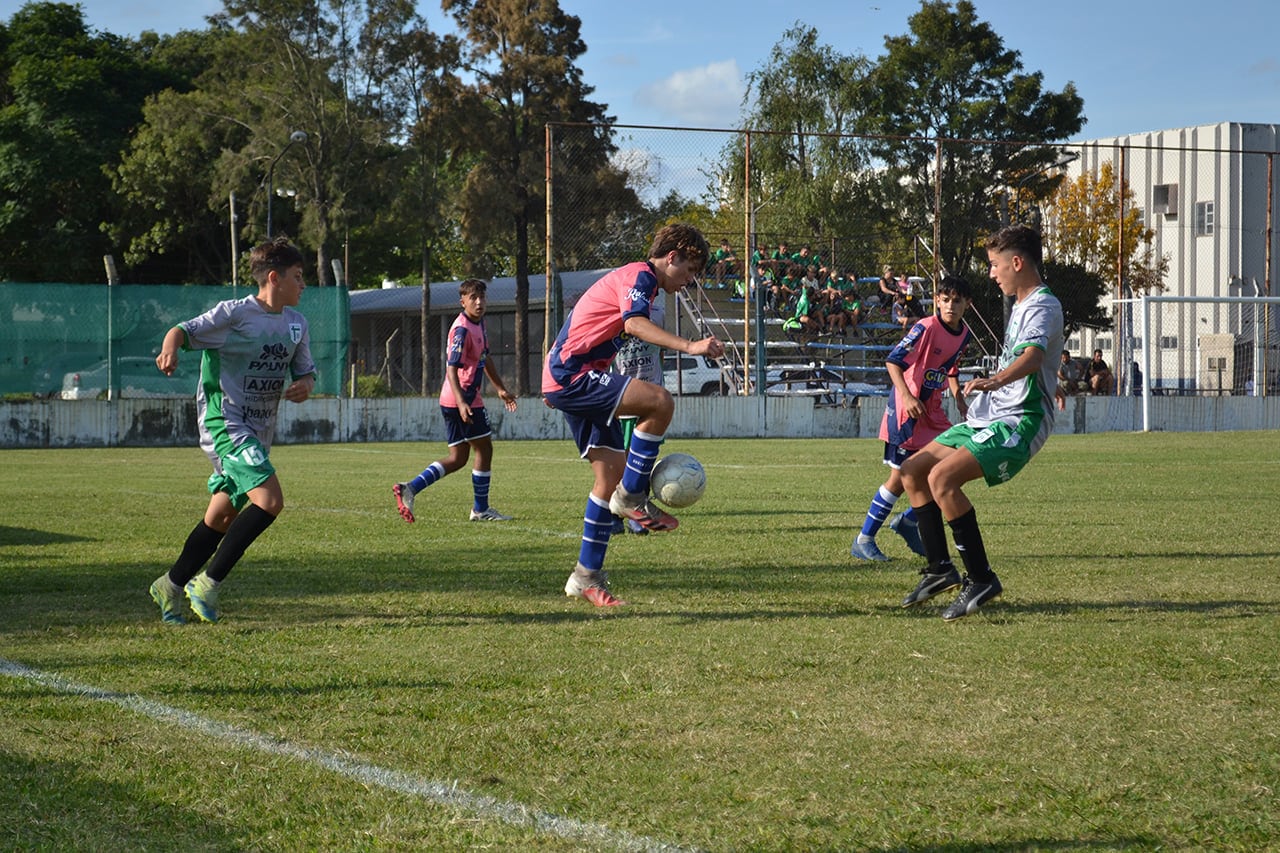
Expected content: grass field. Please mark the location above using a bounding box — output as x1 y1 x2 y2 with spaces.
2 433 1279 851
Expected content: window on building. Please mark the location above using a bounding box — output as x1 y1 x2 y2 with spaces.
1194 201 1214 236
1096 338 1112 351
1153 183 1178 217
1159 336 1179 349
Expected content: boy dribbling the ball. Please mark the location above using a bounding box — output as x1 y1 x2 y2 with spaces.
542 223 723 607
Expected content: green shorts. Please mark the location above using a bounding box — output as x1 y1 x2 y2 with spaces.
208 437 276 510
935 421 1034 487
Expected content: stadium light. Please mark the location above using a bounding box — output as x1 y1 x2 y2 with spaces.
266 130 308 238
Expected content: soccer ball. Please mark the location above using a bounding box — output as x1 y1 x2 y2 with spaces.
649 452 706 508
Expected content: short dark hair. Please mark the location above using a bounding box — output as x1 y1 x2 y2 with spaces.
987 224 1043 270
249 236 305 283
936 273 973 300
459 278 487 298
649 223 709 269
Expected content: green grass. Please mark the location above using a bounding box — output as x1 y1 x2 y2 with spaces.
2 434 1279 851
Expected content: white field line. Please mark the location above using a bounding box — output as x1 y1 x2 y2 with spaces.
0 657 693 853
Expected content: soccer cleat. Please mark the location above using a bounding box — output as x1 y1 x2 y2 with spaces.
888 513 927 557
149 575 186 625
393 482 416 524
625 518 649 536
469 507 513 521
901 565 962 608
608 485 678 532
184 574 219 623
941 574 1003 621
564 567 625 607
849 537 891 562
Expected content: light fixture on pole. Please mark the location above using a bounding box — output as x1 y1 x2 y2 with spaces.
266 130 308 238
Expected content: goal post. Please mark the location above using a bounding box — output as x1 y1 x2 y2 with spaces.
1117 295 1280 431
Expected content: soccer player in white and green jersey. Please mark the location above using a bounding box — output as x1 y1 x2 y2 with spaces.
148 236 317 624
898 224 1064 621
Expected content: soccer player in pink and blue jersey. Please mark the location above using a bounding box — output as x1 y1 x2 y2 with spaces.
542 223 723 607
394 279 518 524
851 274 974 561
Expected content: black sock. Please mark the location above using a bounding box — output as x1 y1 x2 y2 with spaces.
167 521 225 587
204 504 276 583
948 507 994 582
913 501 954 571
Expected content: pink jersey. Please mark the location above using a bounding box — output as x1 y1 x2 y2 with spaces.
879 314 973 451
440 311 488 408
541 261 659 393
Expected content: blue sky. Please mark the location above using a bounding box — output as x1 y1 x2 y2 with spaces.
31 0 1280 138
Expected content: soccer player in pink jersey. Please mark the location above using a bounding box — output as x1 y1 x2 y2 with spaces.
393 279 518 523
543 223 723 606
851 274 973 562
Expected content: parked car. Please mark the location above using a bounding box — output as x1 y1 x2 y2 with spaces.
60 357 192 400
663 355 735 396
765 365 888 402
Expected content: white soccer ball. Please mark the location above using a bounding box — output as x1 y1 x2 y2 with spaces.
649 452 706 508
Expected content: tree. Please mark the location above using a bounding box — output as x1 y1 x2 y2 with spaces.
1045 160 1168 295
855 1 1085 277
0 2 177 281
727 24 878 257
440 0 621 394
1041 260 1111 338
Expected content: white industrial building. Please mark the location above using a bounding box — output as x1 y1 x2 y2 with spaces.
1070 122 1280 394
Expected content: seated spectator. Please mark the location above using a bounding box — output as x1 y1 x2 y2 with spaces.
782 283 823 337
800 264 821 294
1088 348 1112 395
891 291 925 330
876 264 898 308
710 239 738 287
770 242 792 276
1057 349 1086 395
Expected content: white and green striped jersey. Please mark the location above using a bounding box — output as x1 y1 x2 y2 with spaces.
179 295 316 460
964 286 1063 455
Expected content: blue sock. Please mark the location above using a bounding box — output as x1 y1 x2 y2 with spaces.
620 429 663 496
578 494 614 572
471 469 491 512
900 505 917 525
410 461 445 494
860 485 899 537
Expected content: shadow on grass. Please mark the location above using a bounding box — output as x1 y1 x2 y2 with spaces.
0 749 246 850
0 525 94 546
874 839 1160 853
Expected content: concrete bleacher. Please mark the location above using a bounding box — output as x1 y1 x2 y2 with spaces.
682 284 902 401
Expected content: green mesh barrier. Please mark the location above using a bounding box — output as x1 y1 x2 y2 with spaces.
0 284 349 398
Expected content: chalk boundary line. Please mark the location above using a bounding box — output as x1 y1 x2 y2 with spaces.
1 657 693 853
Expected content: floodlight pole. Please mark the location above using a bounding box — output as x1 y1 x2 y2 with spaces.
266 130 308 238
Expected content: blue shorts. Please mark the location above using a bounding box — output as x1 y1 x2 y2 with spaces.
882 442 915 470
442 405 492 446
543 370 632 457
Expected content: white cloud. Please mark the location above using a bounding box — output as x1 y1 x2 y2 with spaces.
635 59 744 128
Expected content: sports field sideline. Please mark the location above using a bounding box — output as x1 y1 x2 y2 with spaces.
2 433 1277 850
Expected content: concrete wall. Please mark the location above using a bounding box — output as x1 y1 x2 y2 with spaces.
2 394 1276 449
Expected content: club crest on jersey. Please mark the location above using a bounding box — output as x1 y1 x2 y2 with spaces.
289 323 303 344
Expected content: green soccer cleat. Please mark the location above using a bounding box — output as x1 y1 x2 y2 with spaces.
185 574 220 623
149 575 186 625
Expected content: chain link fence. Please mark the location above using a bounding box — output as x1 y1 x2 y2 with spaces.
548 122 1279 401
